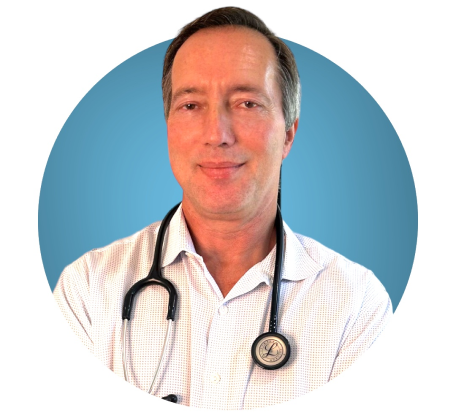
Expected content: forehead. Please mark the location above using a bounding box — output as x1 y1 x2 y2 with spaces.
171 26 279 91
177 25 276 57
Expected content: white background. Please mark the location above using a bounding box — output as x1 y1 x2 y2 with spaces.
1 1 455 411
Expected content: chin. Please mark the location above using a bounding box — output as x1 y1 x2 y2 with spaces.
200 198 245 216
193 189 252 216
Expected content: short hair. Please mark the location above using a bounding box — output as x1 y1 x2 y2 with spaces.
162 7 301 131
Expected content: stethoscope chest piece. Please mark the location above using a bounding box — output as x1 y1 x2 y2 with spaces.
251 332 290 370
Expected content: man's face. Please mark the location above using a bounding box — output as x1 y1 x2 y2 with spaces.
167 26 296 218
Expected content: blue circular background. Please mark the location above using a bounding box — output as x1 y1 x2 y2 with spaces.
39 39 417 311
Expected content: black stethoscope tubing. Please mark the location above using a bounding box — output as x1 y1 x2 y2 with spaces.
122 202 285 331
121 197 289 401
122 203 180 322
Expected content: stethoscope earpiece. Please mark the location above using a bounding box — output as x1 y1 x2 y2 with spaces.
162 394 178 403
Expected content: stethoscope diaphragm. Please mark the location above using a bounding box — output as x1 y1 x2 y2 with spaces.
251 332 290 370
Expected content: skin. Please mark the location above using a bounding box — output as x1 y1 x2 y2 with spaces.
167 26 298 297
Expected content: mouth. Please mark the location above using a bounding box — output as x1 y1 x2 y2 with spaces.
197 161 245 179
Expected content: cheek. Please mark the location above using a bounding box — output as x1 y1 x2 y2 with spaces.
167 116 201 150
167 125 186 175
167 120 190 149
246 125 285 162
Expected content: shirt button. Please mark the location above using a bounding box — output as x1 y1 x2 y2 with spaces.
219 305 228 315
210 373 221 383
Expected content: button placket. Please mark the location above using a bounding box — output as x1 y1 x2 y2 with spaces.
202 303 234 405
218 304 229 316
210 373 221 384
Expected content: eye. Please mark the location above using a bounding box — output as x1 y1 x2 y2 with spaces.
182 103 197 110
242 101 258 109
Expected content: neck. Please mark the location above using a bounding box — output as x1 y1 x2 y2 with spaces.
182 197 278 297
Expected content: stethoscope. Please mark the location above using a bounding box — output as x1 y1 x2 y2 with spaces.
121 196 290 403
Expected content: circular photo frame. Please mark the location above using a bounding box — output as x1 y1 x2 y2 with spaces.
39 39 417 311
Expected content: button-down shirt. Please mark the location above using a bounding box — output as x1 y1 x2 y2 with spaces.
54 205 392 410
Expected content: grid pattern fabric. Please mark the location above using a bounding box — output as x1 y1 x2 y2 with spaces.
54 205 392 409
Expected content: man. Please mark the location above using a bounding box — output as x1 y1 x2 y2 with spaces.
54 7 392 410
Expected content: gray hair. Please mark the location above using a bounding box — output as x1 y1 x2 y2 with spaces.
162 7 301 131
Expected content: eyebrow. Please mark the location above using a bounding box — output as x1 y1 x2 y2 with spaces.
171 87 202 104
171 85 273 105
228 85 272 104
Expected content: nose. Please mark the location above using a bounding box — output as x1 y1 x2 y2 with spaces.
204 105 235 147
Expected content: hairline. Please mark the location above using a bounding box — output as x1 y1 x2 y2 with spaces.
162 10 301 131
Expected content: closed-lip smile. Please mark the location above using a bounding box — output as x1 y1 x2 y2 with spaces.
198 161 245 179
198 161 244 168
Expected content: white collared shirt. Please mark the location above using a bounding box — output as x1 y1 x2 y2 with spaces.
54 205 392 410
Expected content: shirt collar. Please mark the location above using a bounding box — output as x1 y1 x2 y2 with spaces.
161 204 197 267
254 221 324 284
282 221 324 281
159 204 324 283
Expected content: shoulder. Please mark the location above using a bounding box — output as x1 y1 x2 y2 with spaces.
61 221 162 283
289 230 390 308
298 233 373 278
89 221 161 254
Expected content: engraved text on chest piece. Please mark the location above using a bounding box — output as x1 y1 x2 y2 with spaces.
259 339 284 362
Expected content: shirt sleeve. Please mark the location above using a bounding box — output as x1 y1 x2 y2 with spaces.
53 254 94 352
329 271 393 380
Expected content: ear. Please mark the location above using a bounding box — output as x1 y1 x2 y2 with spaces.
282 118 299 160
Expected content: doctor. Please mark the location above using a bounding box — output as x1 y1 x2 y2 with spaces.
54 6 392 410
